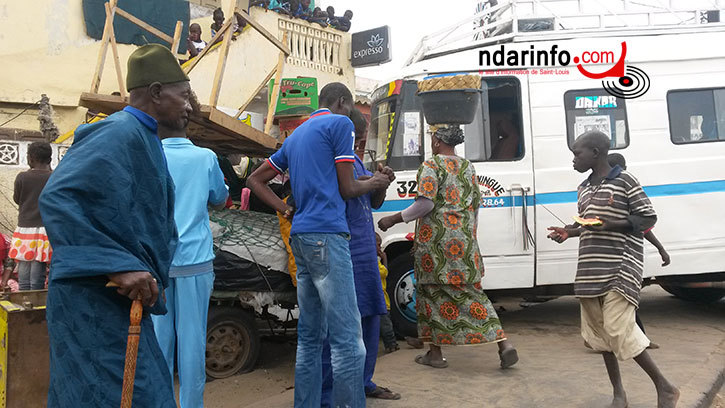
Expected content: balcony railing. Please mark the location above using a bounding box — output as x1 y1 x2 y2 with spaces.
278 18 343 75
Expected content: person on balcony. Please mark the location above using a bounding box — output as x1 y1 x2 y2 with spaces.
186 23 207 58
333 10 353 32
308 7 329 27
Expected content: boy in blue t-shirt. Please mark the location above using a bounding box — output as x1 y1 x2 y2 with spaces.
248 82 393 408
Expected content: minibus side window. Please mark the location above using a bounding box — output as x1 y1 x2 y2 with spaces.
564 89 629 150
459 78 525 161
667 88 725 144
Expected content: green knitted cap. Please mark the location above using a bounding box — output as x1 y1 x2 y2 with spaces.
126 44 189 91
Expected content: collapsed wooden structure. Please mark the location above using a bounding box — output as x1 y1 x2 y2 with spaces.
79 0 291 156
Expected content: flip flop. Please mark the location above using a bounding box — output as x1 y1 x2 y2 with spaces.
415 351 448 368
405 336 424 349
385 344 400 353
366 385 401 400
499 347 519 369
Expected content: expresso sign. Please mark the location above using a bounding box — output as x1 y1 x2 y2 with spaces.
351 26 392 67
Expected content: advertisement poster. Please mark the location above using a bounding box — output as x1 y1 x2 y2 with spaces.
403 111 421 156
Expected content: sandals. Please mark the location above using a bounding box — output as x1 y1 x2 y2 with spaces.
415 351 448 368
366 385 401 400
385 344 400 353
499 347 519 369
405 336 424 349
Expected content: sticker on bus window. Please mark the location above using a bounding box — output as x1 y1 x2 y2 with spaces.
403 112 421 156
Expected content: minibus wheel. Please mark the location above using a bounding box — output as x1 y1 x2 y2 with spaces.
387 252 419 338
659 283 725 303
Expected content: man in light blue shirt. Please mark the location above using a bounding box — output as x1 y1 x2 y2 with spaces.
152 118 228 408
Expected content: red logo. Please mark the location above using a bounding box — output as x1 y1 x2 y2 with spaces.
574 42 649 99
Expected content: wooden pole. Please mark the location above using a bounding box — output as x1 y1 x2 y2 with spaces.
209 1 238 107
234 66 277 119
120 298 143 408
115 8 174 44
105 2 126 100
171 21 184 57
183 17 234 75
264 32 288 135
236 9 291 56
90 0 117 93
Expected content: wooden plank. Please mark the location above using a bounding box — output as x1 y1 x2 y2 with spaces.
208 107 277 149
237 9 291 56
171 21 184 56
183 17 233 75
234 66 277 119
79 92 126 115
115 8 174 44
208 1 237 107
90 0 117 93
264 32 288 135
78 93 277 154
106 2 126 99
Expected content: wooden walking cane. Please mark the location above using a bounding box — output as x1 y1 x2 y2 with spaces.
107 282 143 408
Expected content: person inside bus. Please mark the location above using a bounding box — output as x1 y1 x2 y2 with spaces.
547 131 679 408
378 124 520 370
490 112 520 160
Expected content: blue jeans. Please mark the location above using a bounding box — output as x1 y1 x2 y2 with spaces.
290 233 366 408
151 272 214 408
17 260 46 290
322 314 381 406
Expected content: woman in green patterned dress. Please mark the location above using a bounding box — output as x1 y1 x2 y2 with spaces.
378 125 518 369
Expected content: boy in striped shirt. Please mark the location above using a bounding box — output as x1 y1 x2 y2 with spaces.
547 131 679 408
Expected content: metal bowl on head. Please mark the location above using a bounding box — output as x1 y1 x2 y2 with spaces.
419 88 481 125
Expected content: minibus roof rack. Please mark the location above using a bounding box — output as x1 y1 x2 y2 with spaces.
405 0 725 66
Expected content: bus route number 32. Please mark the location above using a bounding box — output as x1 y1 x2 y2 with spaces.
397 181 417 198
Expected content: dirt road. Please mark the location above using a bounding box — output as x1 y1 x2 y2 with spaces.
205 285 725 408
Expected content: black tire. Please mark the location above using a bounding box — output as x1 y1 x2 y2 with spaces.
206 306 260 379
659 283 725 303
386 252 418 339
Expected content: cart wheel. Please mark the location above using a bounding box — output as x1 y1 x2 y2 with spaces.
206 307 260 379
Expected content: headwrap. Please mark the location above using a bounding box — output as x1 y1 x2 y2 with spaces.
431 124 465 146
126 44 189 91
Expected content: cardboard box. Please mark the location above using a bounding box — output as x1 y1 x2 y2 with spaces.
0 291 49 408
269 78 319 117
